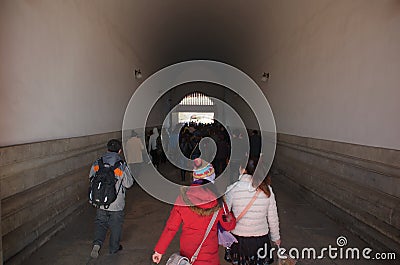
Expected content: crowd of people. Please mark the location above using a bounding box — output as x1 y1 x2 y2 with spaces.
146 121 263 184
88 121 281 265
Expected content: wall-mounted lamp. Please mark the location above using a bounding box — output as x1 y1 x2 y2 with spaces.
261 72 270 82
134 69 142 79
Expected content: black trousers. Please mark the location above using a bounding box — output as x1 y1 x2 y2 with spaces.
93 209 124 253
150 149 160 167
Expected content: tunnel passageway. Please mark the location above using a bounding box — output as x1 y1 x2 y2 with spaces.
2 1 400 263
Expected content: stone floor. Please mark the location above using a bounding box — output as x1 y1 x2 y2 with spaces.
22 163 398 265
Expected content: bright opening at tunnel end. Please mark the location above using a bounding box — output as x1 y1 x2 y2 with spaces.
122 60 277 205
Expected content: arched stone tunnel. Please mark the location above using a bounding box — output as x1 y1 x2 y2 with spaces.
0 1 399 264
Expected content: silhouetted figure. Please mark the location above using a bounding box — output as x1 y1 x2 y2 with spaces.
148 128 160 168
229 129 246 183
214 134 229 175
249 130 261 162
179 133 193 181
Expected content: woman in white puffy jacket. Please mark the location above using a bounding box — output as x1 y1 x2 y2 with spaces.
225 159 281 265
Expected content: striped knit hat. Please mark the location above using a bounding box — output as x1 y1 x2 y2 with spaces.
193 158 216 183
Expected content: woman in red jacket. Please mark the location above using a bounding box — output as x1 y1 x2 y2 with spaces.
152 159 236 265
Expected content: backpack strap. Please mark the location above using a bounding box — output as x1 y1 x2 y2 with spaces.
93 157 105 173
111 160 124 170
115 178 124 196
112 160 125 196
98 157 105 167
110 160 123 174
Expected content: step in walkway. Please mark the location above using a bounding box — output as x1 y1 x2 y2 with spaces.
21 163 398 265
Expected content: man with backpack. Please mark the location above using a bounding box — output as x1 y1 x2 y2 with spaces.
88 139 134 258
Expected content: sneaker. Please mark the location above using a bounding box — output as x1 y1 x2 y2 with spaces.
90 244 100 258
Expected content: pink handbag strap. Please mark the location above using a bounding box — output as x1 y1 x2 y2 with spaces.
236 189 261 222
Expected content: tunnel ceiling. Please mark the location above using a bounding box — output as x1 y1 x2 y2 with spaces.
99 1 275 80
96 0 333 84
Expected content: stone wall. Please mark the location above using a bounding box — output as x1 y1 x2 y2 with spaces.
0 131 121 264
273 133 400 254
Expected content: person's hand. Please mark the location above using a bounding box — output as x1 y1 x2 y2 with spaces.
152 252 162 264
273 239 281 247
222 212 233 222
226 214 233 222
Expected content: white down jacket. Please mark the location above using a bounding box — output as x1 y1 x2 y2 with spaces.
225 174 280 241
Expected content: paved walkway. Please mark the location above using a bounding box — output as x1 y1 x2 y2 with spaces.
22 163 397 265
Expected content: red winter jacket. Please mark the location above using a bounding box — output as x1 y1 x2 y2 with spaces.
154 183 236 265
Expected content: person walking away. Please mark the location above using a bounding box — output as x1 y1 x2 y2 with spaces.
214 134 229 175
89 139 134 258
125 130 144 178
249 130 261 162
168 125 180 160
160 128 169 164
179 134 193 181
229 129 246 184
152 159 236 265
148 127 160 168
225 159 281 265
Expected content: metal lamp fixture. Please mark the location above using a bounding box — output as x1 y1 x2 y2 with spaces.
261 72 270 82
135 69 142 79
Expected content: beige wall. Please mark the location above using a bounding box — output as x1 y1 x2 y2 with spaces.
0 131 120 263
0 0 139 147
274 134 400 253
262 0 400 150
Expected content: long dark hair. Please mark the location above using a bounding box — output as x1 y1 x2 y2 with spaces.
243 159 271 197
